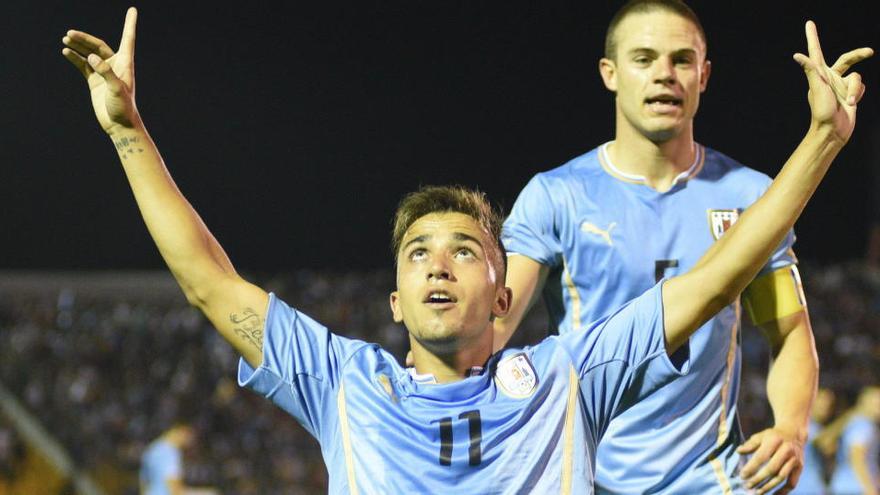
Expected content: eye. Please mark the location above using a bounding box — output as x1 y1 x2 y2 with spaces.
454 247 475 260
408 248 427 262
633 56 650 65
673 55 695 66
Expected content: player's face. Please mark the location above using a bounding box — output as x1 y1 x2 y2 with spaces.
390 212 510 353
600 11 710 143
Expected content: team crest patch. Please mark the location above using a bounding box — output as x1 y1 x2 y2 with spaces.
495 353 538 398
708 209 740 240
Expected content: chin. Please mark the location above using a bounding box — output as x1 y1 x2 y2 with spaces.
640 123 684 143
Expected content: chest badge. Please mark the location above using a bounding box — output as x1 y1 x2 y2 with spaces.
708 209 740 240
580 221 617 246
495 353 538 398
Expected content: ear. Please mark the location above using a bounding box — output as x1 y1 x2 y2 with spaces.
389 291 404 323
599 57 618 92
492 286 513 319
699 59 712 93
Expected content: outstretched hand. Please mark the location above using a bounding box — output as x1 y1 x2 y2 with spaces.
62 7 140 135
793 21 872 144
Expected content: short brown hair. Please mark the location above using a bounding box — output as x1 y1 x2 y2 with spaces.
604 0 707 60
391 185 507 280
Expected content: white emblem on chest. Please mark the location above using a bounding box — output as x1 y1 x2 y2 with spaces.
580 221 617 246
495 353 538 398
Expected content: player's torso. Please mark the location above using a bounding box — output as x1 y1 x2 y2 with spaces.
831 416 880 492
541 144 766 493
323 346 593 494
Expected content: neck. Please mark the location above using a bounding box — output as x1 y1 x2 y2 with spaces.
409 328 493 384
608 118 697 192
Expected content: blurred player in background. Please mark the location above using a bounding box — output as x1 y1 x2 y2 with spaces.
140 422 217 495
828 386 880 495
792 387 836 494
497 1 829 493
61 6 869 493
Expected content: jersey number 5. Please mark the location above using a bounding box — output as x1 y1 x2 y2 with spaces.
655 259 679 282
436 410 482 466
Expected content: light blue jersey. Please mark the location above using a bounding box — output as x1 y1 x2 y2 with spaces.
140 439 181 495
502 143 797 493
792 420 826 495
239 284 685 493
829 415 880 494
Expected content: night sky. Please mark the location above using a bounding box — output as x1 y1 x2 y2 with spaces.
4 1 878 273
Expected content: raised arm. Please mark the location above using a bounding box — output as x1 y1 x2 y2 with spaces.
662 22 871 353
492 255 549 351
61 8 268 367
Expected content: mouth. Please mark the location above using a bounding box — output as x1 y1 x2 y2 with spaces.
423 290 457 307
645 95 683 113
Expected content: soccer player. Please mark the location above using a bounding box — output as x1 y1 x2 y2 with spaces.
792 387 836 495
140 423 217 495
61 8 869 493
828 386 880 495
496 1 838 493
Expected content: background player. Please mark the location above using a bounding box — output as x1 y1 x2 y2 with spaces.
140 422 217 495
61 7 869 493
828 386 880 495
497 1 829 493
792 387 836 494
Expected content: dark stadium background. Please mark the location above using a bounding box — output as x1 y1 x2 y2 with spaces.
2 0 878 272
2 2 879 493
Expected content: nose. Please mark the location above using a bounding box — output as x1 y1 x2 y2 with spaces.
652 57 676 84
427 258 453 281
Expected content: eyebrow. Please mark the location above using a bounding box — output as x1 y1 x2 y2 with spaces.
627 47 698 57
401 232 484 252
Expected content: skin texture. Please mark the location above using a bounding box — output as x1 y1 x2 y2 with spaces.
391 212 511 382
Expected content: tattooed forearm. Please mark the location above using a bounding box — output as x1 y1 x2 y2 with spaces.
230 308 264 352
113 135 145 160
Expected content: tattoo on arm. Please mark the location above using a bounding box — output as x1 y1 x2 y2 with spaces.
113 135 144 160
229 308 264 352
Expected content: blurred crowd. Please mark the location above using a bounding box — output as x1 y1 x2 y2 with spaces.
0 263 877 493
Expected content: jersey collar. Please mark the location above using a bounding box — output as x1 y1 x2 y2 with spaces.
598 141 705 189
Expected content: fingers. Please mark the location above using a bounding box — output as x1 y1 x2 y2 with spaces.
119 7 138 58
63 30 116 60
749 447 795 492
736 434 761 455
831 47 874 75
804 20 827 68
86 54 124 95
755 457 798 495
740 434 776 479
845 72 865 106
61 47 90 78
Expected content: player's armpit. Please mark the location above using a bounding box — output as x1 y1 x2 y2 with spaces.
195 274 269 368
743 266 807 327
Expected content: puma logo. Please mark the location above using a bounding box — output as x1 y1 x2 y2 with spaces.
580 221 617 246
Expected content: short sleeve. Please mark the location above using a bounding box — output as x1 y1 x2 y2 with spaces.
562 283 688 433
237 293 365 438
501 174 563 266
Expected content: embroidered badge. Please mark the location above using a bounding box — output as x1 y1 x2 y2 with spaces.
708 209 740 240
495 353 538 398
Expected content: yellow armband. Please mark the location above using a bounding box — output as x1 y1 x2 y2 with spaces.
742 266 807 325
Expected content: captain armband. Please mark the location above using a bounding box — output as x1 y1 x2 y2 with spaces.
742 265 807 325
